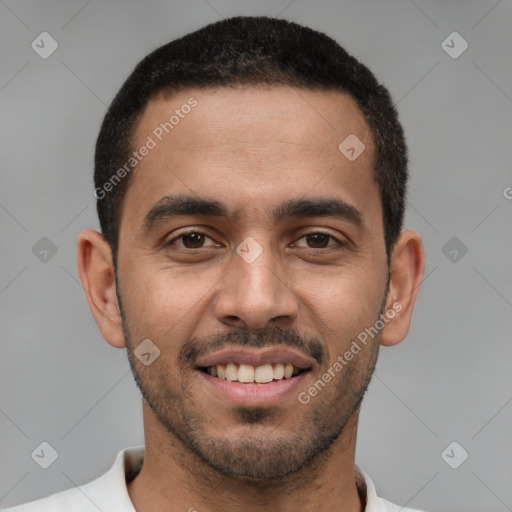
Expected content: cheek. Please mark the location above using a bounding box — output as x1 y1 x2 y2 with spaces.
294 265 387 351
118 261 220 340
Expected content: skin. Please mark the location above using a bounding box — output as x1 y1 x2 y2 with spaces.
78 86 425 512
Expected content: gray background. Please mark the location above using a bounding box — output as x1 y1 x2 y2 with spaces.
1 1 511 510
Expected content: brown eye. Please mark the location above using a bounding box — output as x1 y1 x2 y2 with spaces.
294 232 340 249
181 233 206 248
305 233 330 248
168 232 217 249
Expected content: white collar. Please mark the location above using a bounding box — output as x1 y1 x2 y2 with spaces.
112 446 422 512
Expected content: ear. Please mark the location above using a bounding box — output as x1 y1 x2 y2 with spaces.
380 230 425 347
77 229 126 348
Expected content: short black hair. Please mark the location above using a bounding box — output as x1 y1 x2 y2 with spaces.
94 16 408 261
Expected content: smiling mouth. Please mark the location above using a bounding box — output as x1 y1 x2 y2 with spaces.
199 363 310 384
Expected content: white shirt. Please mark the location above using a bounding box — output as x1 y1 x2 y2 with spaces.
2 446 425 512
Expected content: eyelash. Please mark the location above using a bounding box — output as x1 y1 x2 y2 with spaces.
165 230 347 251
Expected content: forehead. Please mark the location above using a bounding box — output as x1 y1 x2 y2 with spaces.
136 86 372 156
121 86 379 230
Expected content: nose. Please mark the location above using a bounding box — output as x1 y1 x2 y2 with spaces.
212 242 299 331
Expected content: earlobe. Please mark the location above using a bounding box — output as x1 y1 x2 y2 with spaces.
77 229 126 349
380 230 425 347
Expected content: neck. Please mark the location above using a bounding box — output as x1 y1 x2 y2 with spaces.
127 402 364 512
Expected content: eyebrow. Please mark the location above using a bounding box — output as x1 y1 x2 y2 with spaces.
141 194 364 233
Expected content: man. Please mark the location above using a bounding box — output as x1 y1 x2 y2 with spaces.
5 16 426 512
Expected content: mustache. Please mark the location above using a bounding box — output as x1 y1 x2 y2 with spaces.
180 324 326 367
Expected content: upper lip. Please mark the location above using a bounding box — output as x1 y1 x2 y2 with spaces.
195 347 316 370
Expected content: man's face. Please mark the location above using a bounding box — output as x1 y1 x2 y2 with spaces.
115 86 389 479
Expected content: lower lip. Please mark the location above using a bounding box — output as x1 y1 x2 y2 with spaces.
197 370 308 407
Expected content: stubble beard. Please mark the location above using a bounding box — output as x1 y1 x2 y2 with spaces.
116 274 383 481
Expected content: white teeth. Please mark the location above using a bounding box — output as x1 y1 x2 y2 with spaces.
238 364 255 383
208 362 303 383
225 363 238 381
254 364 274 383
273 363 284 380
